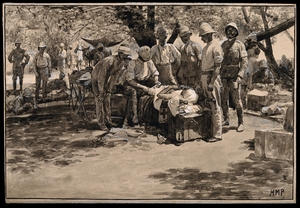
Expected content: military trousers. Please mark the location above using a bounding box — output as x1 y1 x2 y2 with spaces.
221 78 244 125
200 74 222 139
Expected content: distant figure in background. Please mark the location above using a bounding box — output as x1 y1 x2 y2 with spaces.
66 45 75 88
76 44 84 70
279 54 293 72
8 38 30 91
6 88 38 115
177 25 202 87
58 43 67 74
66 45 74 71
32 42 52 101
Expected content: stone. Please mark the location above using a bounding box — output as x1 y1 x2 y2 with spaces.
254 128 294 161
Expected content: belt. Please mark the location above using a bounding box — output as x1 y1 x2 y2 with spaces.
201 70 214 75
37 66 48 69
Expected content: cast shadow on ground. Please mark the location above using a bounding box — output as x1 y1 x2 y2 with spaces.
148 153 294 200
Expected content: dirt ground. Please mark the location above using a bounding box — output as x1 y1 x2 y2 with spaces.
4 72 295 203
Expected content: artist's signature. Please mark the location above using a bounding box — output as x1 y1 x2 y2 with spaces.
269 189 284 196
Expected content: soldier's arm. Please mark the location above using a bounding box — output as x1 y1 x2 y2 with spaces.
238 43 248 79
47 54 52 70
8 50 14 63
170 44 181 71
24 51 30 64
210 45 224 85
31 54 39 76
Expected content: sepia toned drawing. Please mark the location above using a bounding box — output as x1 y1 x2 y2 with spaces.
3 3 296 204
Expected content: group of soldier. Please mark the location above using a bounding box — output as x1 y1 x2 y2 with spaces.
7 21 274 142
91 22 253 143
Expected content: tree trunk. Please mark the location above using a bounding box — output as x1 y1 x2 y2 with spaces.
256 17 295 41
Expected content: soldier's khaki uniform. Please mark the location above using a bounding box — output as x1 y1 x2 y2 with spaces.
220 23 248 129
8 40 30 91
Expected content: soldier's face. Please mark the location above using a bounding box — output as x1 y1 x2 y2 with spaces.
180 34 190 44
225 26 238 39
200 33 212 43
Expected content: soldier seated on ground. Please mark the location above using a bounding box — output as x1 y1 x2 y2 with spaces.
44 72 71 101
251 60 275 89
6 88 38 115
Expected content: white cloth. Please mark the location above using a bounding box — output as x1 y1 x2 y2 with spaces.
153 85 168 110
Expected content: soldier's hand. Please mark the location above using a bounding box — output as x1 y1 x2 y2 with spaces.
194 85 202 94
148 88 156 96
141 86 149 93
35 72 39 78
155 81 162 88
208 83 214 91
105 92 111 97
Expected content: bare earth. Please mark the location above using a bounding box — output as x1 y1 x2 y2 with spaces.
5 72 295 203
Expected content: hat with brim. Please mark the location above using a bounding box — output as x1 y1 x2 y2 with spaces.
118 44 131 55
137 46 151 61
38 42 47 48
258 60 268 69
155 26 168 39
198 22 216 36
179 26 192 37
225 22 239 37
23 88 32 98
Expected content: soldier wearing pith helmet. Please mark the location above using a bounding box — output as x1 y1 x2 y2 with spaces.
8 37 30 91
177 25 203 87
198 22 224 142
220 22 248 133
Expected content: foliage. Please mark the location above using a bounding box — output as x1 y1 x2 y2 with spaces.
4 4 295 70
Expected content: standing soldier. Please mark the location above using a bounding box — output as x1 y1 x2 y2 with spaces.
32 42 52 101
177 25 203 87
91 43 132 131
198 22 224 142
8 38 30 91
58 43 67 73
151 26 181 85
220 22 248 132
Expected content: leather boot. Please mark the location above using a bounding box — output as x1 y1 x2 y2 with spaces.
19 78 23 91
13 79 17 91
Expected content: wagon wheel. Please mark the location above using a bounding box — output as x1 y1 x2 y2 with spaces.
72 82 90 121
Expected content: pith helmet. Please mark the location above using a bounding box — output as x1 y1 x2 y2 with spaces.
23 88 32 98
179 26 192 37
118 43 131 55
15 37 22 44
38 42 47 48
137 46 151 61
60 43 65 47
258 60 268 69
155 26 168 39
198 22 216 36
96 42 104 50
225 22 239 37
